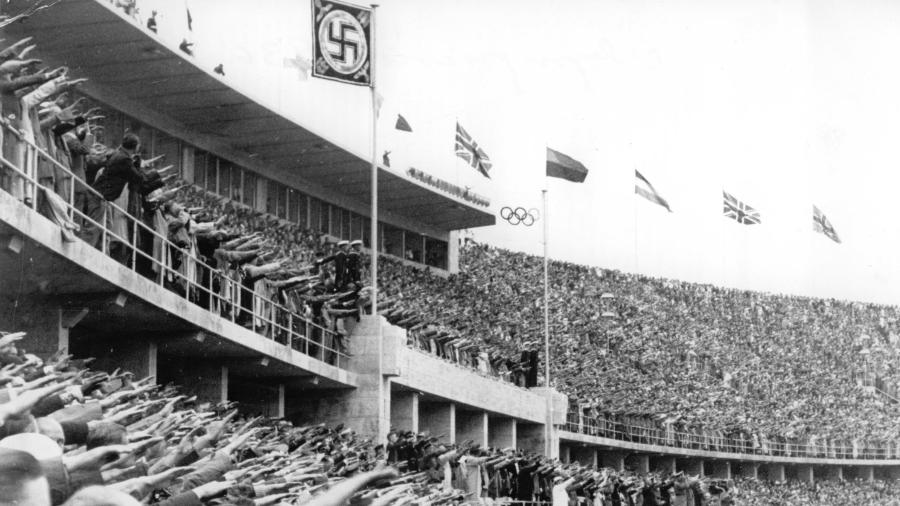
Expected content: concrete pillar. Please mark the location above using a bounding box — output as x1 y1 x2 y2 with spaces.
796 464 814 485
447 230 460 274
390 390 419 434
456 410 488 447
421 402 455 444
559 444 571 464
678 458 704 477
764 464 785 482
516 423 545 455
735 462 759 480
275 384 285 419
599 450 626 472
708 461 731 479
488 417 516 450
570 446 597 467
310 316 391 441
626 454 650 474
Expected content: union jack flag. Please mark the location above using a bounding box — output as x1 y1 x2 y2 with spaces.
455 123 492 178
723 191 761 225
813 205 841 243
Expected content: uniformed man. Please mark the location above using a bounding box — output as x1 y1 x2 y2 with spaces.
318 240 349 291
347 239 363 288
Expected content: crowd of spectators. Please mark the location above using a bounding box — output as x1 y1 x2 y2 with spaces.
0 329 475 505
377 240 900 452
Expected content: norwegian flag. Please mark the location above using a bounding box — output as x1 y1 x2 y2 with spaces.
813 205 841 243
723 191 761 225
455 122 492 178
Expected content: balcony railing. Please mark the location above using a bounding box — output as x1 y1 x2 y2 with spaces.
0 120 347 368
563 412 900 461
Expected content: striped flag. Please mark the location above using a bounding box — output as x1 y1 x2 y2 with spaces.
723 191 761 225
455 123 492 178
634 170 671 212
813 205 841 243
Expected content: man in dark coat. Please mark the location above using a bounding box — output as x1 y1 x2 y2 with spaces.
318 240 349 291
84 133 150 262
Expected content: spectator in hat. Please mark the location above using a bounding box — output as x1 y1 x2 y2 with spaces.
318 240 349 291
347 239 363 288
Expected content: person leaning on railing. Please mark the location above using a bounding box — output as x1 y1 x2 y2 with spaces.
85 133 154 264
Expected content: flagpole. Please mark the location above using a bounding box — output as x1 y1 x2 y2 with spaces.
542 188 551 457
369 3 384 444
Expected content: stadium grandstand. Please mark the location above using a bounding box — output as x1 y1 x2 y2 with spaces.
1 0 900 505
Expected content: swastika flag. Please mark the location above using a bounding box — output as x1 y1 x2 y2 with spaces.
312 0 373 86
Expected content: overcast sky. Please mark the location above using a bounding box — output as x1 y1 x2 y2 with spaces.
135 0 900 304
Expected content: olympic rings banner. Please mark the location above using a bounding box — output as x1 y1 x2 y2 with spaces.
500 206 540 226
312 0 372 86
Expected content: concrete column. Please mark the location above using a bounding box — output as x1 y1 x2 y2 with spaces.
796 465 814 485
311 316 391 441
390 390 419 433
764 464 785 482
678 458 704 477
735 463 759 480
571 446 597 468
456 410 488 447
516 423 545 455
488 417 516 450
275 384 285 419
446 230 460 274
420 402 455 444
559 444 571 464
708 461 731 479
626 454 650 474
599 450 626 472
651 456 677 475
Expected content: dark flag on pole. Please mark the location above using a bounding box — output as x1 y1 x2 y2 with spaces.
186 5 193 31
395 114 412 132
311 0 373 86
455 123 492 178
546 147 588 183
813 205 841 243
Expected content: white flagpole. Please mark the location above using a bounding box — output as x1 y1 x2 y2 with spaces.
369 3 384 443
542 187 551 456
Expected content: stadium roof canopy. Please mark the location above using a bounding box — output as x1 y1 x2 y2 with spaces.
3 0 494 231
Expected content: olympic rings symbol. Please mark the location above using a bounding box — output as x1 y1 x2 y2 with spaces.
500 206 540 226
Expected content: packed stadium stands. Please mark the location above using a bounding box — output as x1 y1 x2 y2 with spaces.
5 1 900 504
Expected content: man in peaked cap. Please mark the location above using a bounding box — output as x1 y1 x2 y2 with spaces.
347 239 363 289
317 240 349 291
